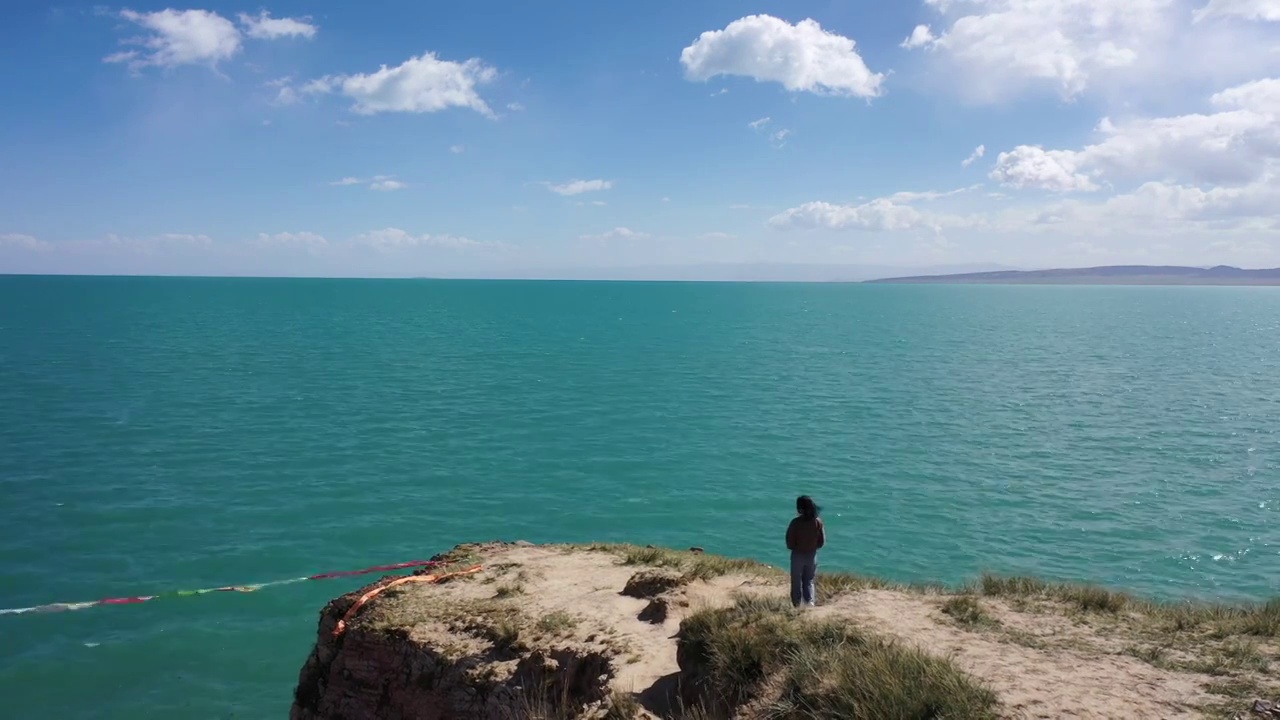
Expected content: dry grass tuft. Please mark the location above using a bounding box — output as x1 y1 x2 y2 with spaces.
941 595 999 628
535 611 579 637
677 595 999 719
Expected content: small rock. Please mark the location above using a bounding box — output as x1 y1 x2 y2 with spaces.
689 547 704 554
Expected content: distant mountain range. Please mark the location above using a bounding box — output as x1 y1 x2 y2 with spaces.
866 265 1280 286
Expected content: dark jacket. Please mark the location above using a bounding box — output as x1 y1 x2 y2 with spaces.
786 517 825 554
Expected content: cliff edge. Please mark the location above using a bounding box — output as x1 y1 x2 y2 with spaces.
291 542 1279 719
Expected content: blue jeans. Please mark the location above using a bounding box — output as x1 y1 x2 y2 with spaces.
790 551 817 607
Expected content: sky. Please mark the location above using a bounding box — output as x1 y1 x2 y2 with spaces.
1 0 1280 278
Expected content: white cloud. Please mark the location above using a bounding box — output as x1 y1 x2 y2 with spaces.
886 185 981 202
990 145 1099 191
0 233 51 251
545 179 613 196
354 228 497 250
770 128 792 146
962 144 987 167
907 0 1180 101
106 8 241 70
330 175 407 191
237 11 317 40
701 231 737 240
506 102 525 111
991 78 1280 191
680 15 885 98
155 233 213 245
303 53 498 117
769 199 932 231
769 186 982 232
450 144 465 154
1195 0 1280 22
579 227 649 241
901 24 936 49
711 88 730 96
257 232 327 246
748 117 772 130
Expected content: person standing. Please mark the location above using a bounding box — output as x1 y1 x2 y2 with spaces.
786 495 825 607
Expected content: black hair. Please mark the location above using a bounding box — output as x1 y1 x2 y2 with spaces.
796 495 820 521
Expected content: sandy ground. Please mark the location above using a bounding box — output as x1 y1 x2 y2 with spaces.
350 543 1258 719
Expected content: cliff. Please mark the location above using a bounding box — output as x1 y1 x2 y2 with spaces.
291 542 1280 719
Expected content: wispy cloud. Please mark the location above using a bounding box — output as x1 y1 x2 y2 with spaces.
354 227 503 251
961 144 987 168
578 227 649 241
330 175 406 191
544 179 613 196
237 11 317 40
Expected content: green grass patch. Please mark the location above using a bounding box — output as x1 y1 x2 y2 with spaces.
677 595 999 719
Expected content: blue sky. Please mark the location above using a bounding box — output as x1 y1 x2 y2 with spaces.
2 0 1279 277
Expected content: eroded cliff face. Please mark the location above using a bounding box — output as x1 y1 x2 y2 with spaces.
290 545 620 720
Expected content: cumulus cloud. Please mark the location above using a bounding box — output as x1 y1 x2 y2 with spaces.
990 145 1099 191
237 11 317 39
680 15 885 98
991 78 1280 191
1194 0 1280 22
105 8 314 72
106 8 241 70
962 144 986 167
906 0 1183 101
303 53 498 116
901 24 936 49
545 179 613 196
579 227 649 241
370 179 407 191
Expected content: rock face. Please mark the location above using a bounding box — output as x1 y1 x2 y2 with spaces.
291 544 619 720
292 602 612 720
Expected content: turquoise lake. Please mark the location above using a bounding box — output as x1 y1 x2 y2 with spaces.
1 275 1277 718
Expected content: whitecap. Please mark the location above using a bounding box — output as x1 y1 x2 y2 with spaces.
83 642 100 648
